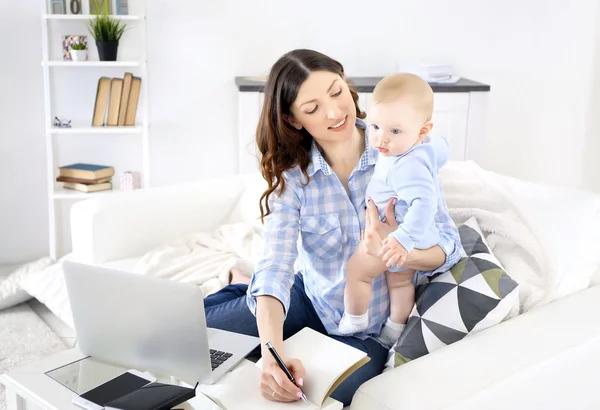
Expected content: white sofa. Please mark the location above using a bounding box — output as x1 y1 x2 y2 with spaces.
70 171 600 410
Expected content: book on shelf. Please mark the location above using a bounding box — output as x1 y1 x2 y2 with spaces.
92 72 141 127
63 181 112 193
56 175 112 184
118 72 133 125
124 76 141 126
58 163 114 179
199 327 370 410
106 78 123 126
92 77 111 126
58 163 115 193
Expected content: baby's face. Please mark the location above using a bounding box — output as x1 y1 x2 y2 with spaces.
368 98 428 157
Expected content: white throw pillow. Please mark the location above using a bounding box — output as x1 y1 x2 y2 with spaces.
16 255 143 329
488 172 600 299
591 267 600 286
0 257 53 310
16 255 75 328
227 172 266 229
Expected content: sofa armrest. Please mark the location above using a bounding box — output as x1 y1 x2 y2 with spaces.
70 175 249 264
352 284 600 410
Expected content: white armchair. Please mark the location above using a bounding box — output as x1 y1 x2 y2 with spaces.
70 171 600 409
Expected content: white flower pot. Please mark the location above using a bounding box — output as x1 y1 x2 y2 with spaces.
70 49 88 61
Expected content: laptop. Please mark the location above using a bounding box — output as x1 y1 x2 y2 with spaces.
62 261 260 385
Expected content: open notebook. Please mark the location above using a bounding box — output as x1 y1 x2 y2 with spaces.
198 327 370 409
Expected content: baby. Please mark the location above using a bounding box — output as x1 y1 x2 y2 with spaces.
339 73 463 346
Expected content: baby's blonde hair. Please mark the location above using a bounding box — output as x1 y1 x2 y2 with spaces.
372 73 434 121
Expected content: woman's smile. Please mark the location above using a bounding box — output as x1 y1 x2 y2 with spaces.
328 115 348 131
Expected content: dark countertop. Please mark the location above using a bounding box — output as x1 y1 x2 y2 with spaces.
235 76 490 93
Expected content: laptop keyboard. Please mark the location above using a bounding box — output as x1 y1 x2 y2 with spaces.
210 349 233 370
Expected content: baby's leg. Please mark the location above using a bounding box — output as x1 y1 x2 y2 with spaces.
380 269 415 346
339 247 387 334
386 270 416 324
344 248 387 315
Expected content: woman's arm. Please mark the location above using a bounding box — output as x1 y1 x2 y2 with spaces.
247 175 306 402
247 180 300 316
363 198 445 271
256 296 285 353
256 295 306 402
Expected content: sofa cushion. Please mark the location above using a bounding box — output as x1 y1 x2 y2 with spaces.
16 256 143 330
387 217 519 369
0 258 53 310
227 172 267 229
489 171 600 299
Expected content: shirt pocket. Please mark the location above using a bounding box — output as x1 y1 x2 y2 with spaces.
300 214 343 259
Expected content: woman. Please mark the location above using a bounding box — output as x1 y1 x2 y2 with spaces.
205 49 447 406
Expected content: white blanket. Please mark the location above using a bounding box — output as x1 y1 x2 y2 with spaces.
132 223 263 297
0 161 556 326
440 161 556 317
0 223 263 328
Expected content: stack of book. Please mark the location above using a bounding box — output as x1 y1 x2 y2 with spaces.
57 163 115 193
93 72 142 127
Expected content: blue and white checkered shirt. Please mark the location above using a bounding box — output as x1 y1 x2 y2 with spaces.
246 119 390 339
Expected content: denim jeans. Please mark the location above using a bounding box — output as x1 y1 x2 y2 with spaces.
204 274 388 406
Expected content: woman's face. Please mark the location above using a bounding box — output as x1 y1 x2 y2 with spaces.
289 70 357 144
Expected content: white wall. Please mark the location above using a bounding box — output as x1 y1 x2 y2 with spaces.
146 0 600 190
583 2 600 193
2 0 600 264
0 1 47 264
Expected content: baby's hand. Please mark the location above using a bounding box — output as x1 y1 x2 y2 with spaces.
379 237 408 268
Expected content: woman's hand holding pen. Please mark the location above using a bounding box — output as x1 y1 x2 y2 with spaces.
260 347 306 402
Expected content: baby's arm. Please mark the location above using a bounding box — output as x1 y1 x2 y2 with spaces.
387 150 438 254
432 135 450 170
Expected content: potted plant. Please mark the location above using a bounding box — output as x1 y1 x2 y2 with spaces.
69 41 87 61
88 13 127 61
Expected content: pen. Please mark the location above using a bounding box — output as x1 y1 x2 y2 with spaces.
265 341 308 403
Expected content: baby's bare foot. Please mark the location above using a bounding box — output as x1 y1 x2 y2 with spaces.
229 268 250 285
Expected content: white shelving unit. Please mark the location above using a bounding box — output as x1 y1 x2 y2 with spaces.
43 13 139 20
40 0 149 260
42 60 142 67
48 125 143 134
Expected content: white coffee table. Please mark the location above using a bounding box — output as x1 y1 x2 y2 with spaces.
1 348 342 410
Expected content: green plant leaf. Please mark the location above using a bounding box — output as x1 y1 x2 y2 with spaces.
87 14 128 42
70 42 86 50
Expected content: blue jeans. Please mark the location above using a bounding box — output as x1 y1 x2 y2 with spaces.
204 274 388 407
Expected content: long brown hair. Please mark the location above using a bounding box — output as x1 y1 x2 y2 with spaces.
257 49 365 221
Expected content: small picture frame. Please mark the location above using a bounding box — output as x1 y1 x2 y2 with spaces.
115 0 128 15
62 35 87 61
50 0 66 14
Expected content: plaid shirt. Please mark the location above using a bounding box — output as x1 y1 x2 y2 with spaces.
246 119 390 338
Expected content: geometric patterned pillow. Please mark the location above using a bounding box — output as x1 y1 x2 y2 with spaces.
387 216 520 369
